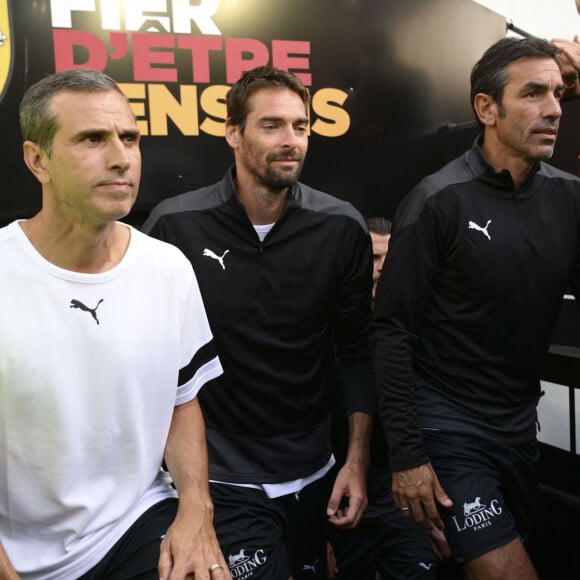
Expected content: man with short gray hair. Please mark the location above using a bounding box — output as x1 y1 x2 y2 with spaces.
0 69 229 580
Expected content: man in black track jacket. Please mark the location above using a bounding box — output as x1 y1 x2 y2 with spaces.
143 66 374 580
371 37 580 580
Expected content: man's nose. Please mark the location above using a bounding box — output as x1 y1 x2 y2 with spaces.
544 93 562 119
108 138 131 171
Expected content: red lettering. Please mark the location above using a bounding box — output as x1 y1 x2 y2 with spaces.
132 34 177 83
54 31 314 88
177 36 223 84
109 32 129 60
272 40 311 86
225 38 269 83
53 29 108 72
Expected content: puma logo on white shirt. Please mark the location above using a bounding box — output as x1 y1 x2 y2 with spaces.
202 248 230 270
468 219 492 240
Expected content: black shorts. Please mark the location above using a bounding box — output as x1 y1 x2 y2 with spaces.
422 428 539 563
210 478 328 579
330 512 437 580
79 498 178 580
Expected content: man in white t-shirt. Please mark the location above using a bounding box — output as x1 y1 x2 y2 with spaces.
0 69 230 580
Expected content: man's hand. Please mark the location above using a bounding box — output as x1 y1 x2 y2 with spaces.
327 461 368 528
327 411 371 528
161 400 231 580
158 498 230 580
553 36 580 97
425 523 452 560
326 541 339 579
392 462 452 531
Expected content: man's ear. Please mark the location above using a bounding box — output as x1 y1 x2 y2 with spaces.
473 93 499 127
225 119 240 149
23 141 51 184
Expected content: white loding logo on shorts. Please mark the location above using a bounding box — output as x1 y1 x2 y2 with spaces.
463 496 486 516
228 548 267 578
452 495 503 534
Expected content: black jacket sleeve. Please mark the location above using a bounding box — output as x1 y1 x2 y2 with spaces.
370 188 441 472
334 221 375 417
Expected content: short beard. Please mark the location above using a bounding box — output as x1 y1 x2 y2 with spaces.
258 160 304 191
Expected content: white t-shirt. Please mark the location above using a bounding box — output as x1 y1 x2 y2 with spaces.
0 222 222 579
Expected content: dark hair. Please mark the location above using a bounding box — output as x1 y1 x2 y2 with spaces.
226 66 310 133
366 217 392 236
470 37 559 125
20 69 124 156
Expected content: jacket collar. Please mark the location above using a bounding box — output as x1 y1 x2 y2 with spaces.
467 136 541 193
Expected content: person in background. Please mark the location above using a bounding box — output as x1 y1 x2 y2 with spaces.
367 217 392 302
552 35 580 98
143 66 375 579
372 36 580 580
326 216 446 580
0 69 228 580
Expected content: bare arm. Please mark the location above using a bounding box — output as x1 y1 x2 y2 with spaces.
327 411 371 528
0 543 19 580
159 399 231 580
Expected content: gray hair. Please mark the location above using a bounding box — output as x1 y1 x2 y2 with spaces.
19 69 124 156
470 37 559 127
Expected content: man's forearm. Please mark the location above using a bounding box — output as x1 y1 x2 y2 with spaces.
327 411 373 528
164 398 213 508
345 411 372 470
160 398 230 579
0 543 19 580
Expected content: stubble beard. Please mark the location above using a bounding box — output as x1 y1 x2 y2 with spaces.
258 159 304 192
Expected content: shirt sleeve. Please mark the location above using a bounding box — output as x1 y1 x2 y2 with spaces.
333 221 376 417
174 249 223 405
370 189 441 472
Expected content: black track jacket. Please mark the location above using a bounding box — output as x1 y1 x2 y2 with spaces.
372 138 580 473
143 168 374 484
